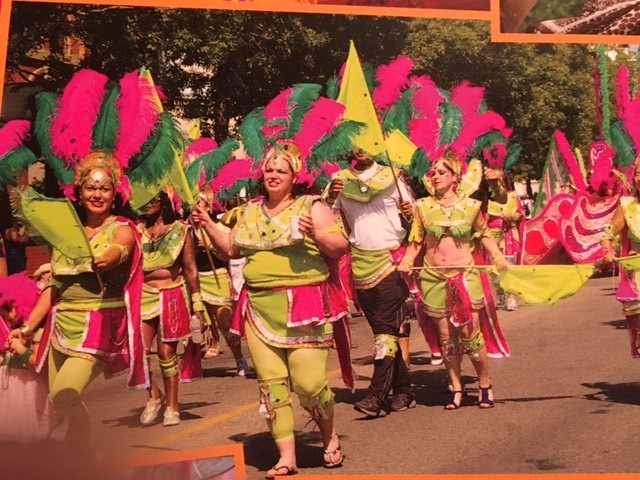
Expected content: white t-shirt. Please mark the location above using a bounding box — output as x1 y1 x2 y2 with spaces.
333 164 414 251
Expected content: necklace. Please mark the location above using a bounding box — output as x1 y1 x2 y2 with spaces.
436 191 457 201
261 196 293 219
142 223 173 253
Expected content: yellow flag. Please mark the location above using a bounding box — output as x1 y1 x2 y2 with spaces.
139 67 163 113
385 129 415 169
337 41 386 157
183 119 202 142
616 254 640 271
497 264 595 305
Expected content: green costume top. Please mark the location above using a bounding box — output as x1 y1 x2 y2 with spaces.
235 195 328 289
52 217 130 302
233 195 333 347
487 191 520 219
332 165 399 203
138 221 190 271
409 195 481 243
621 196 640 244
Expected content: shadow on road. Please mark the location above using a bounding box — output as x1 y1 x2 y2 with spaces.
582 381 640 406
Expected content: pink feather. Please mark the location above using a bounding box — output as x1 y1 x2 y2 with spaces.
0 120 31 157
113 70 162 168
617 66 630 119
321 162 342 177
448 81 508 157
263 88 293 121
262 124 287 139
373 56 413 111
210 158 255 192
482 143 507 169
185 138 218 165
408 117 441 158
411 75 444 117
554 130 586 191
50 69 108 165
0 273 40 323
618 66 640 151
292 98 345 159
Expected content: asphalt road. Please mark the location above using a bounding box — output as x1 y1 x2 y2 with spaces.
12 274 640 479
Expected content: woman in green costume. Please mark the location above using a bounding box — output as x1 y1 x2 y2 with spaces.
398 153 508 410
193 141 350 478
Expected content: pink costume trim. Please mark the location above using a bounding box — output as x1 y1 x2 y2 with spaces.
446 273 474 327
615 232 640 358
150 284 191 343
35 217 149 389
230 261 355 390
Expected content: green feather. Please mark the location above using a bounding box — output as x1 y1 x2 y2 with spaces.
408 148 431 181
238 107 267 163
326 76 339 100
92 81 120 153
504 144 522 171
472 131 507 159
308 120 363 170
281 83 322 139
382 87 416 134
438 102 462 146
611 122 636 168
128 113 183 186
0 147 38 188
218 179 259 202
34 92 74 185
200 139 240 182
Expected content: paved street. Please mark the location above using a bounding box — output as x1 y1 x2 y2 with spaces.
12 274 640 479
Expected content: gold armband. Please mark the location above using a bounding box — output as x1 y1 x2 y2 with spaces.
191 292 203 303
112 244 131 265
492 252 506 264
192 300 205 312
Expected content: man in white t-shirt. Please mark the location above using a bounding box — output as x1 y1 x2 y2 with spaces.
326 148 415 417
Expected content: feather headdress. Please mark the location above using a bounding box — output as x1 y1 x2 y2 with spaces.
0 120 38 190
238 82 361 191
36 68 182 203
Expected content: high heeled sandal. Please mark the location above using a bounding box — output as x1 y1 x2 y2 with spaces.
444 390 465 410
323 445 344 468
265 464 298 478
478 385 495 409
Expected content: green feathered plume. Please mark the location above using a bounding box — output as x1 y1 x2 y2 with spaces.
307 120 364 170
382 87 416 134
239 107 267 163
438 102 462 146
408 148 431 181
504 144 522 171
597 44 612 144
127 113 183 186
200 139 240 183
326 75 339 101
610 122 637 168
34 92 74 185
91 81 120 153
218 178 259 202
0 148 38 189
281 83 322 139
472 130 508 159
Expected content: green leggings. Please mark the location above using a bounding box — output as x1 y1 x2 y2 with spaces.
48 347 103 449
246 323 333 441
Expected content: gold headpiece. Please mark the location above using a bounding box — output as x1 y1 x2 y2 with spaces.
263 140 304 174
74 150 122 188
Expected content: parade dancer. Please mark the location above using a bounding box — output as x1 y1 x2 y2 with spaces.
398 153 508 409
327 147 416 417
194 140 350 477
138 188 205 427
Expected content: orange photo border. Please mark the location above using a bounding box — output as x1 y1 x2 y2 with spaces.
1 1 640 479
113 444 246 479
490 0 640 44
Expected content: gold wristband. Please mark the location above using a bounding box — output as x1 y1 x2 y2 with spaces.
192 300 205 312
191 292 203 303
20 324 33 337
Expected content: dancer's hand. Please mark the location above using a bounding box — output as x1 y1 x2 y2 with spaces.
397 257 414 273
327 179 345 200
191 204 214 228
298 214 315 239
494 257 509 271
